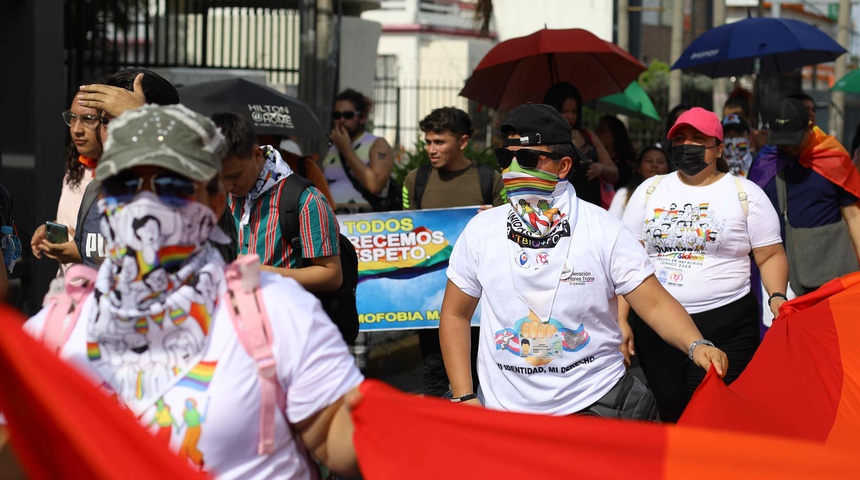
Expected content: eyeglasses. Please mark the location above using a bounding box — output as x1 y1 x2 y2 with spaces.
62 110 102 130
101 171 198 205
495 148 564 170
332 110 360 120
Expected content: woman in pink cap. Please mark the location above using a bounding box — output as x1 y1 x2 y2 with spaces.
619 107 788 422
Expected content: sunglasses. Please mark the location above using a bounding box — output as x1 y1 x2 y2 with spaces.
495 148 564 170
332 110 360 120
62 110 102 130
101 171 197 204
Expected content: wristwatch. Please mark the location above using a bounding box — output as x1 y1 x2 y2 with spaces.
687 339 715 360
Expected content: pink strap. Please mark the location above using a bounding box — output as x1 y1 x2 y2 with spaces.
41 265 98 354
224 255 282 455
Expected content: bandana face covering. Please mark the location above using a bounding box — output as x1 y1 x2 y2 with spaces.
502 159 565 237
88 191 226 415
723 136 753 177
239 146 293 227
503 158 576 323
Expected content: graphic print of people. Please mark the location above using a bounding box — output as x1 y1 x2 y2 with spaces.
149 397 178 446
179 397 209 471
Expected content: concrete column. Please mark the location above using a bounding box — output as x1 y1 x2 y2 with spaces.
0 0 66 314
669 0 684 110
830 0 850 140
712 0 727 115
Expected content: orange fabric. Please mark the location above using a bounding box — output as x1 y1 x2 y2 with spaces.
352 379 855 479
0 304 208 480
78 155 98 170
799 127 860 199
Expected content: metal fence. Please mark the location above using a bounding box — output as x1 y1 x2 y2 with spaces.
65 0 302 100
371 77 498 153
370 75 716 156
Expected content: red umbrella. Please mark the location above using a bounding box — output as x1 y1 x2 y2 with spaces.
460 28 646 111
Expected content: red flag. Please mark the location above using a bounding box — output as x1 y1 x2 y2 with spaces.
680 272 860 451
0 304 208 480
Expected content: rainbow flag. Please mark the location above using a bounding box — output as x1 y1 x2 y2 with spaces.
358 226 453 280
187 303 211 336
157 245 196 273
351 272 860 478
679 271 860 451
175 360 218 391
86 341 100 360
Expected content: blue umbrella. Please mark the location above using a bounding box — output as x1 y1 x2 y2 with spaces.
672 17 846 78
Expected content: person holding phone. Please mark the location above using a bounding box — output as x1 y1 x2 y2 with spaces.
30 90 105 270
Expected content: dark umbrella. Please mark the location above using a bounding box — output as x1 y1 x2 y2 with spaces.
177 78 327 139
671 17 847 78
459 28 646 111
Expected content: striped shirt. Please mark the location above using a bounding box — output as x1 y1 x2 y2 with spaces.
229 177 340 269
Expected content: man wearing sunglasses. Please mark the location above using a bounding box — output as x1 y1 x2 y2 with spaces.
321 88 395 213
440 103 727 419
19 104 364 478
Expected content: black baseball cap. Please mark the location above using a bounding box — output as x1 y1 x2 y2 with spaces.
501 103 573 147
767 98 810 147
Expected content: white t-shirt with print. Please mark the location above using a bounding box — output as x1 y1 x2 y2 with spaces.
621 172 781 313
447 201 654 415
25 272 363 480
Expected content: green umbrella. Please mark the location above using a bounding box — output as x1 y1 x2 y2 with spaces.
831 69 860 93
591 81 661 121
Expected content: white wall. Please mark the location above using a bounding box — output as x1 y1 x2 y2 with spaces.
340 17 384 95
491 0 614 42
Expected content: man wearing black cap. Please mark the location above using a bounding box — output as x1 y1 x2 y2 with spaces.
749 97 860 295
439 103 727 418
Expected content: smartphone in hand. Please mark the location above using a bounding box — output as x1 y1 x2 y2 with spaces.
45 221 69 244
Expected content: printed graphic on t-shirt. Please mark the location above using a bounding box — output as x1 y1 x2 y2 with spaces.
643 202 725 287
143 360 217 472
494 310 590 368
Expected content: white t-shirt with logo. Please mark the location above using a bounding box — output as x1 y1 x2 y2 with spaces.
447 201 654 415
621 172 781 313
24 272 363 480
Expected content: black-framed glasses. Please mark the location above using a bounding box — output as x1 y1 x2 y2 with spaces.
101 171 197 204
332 110 360 120
495 148 563 170
62 110 101 130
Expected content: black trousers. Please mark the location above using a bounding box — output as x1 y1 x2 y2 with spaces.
419 327 480 397
632 291 760 423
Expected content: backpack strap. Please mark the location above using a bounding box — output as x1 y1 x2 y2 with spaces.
644 174 665 205
41 264 98 354
278 175 314 266
476 163 496 205
412 164 433 209
732 175 749 218
75 180 101 257
224 254 285 455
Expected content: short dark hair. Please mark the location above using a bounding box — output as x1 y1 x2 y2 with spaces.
104 68 179 106
549 142 579 161
334 88 370 115
419 107 474 138
210 112 258 161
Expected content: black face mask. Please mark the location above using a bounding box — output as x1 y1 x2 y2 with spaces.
671 144 713 176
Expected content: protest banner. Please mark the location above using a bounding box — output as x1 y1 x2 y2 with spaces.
338 207 481 332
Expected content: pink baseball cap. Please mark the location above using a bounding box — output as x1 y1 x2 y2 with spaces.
667 107 724 142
